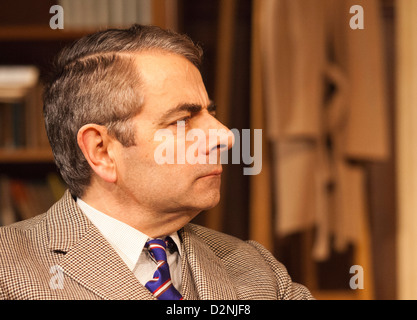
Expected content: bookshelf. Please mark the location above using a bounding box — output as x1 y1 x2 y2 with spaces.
0 62 64 224
0 25 97 41
0 149 54 163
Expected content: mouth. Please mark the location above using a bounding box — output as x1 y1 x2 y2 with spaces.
198 168 223 179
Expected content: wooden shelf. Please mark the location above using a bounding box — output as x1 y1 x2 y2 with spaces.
0 25 99 41
0 148 54 163
311 290 362 300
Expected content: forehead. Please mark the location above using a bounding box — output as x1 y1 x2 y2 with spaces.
132 51 210 115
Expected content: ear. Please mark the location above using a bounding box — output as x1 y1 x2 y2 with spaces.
77 124 117 183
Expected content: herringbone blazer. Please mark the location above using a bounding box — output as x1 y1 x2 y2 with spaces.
0 191 313 300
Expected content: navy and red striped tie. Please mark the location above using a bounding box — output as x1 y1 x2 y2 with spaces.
145 238 183 300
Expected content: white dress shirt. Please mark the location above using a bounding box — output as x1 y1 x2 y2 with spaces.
76 198 182 293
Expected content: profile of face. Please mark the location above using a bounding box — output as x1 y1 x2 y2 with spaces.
111 52 234 221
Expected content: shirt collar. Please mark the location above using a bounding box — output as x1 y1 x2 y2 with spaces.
76 198 182 271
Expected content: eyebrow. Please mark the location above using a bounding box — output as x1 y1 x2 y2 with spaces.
158 100 217 125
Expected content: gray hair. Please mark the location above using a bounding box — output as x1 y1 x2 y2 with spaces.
43 24 203 198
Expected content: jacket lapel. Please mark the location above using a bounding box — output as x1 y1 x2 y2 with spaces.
47 191 155 300
179 226 238 300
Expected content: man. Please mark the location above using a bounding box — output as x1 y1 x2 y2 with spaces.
0 25 313 300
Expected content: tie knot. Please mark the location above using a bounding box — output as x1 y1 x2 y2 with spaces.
147 238 167 249
146 238 171 262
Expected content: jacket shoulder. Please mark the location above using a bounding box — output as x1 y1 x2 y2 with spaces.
185 223 244 245
183 223 314 300
0 213 47 246
0 213 48 266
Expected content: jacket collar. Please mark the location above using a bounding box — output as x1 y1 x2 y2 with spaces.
47 190 91 253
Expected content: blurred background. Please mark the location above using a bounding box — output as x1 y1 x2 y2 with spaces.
0 0 416 300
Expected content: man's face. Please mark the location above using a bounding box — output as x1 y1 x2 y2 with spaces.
113 52 233 219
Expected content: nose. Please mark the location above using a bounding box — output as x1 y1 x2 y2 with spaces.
201 116 234 157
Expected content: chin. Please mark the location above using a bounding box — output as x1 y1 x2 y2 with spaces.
199 192 221 211
181 179 222 212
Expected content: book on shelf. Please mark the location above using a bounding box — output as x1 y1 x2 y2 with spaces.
0 176 16 226
0 65 50 152
59 0 152 30
0 174 66 226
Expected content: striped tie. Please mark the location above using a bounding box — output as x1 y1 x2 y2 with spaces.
145 238 183 300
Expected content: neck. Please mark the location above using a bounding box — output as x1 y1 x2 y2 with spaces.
80 183 199 238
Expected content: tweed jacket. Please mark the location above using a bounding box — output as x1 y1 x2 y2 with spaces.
0 191 313 300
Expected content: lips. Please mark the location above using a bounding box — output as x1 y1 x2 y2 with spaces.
198 168 223 179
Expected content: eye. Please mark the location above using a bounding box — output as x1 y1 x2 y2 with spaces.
170 116 191 127
179 115 191 123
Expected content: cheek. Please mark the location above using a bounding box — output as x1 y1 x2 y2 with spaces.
153 131 175 164
153 129 197 165
133 130 162 163
122 131 198 185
